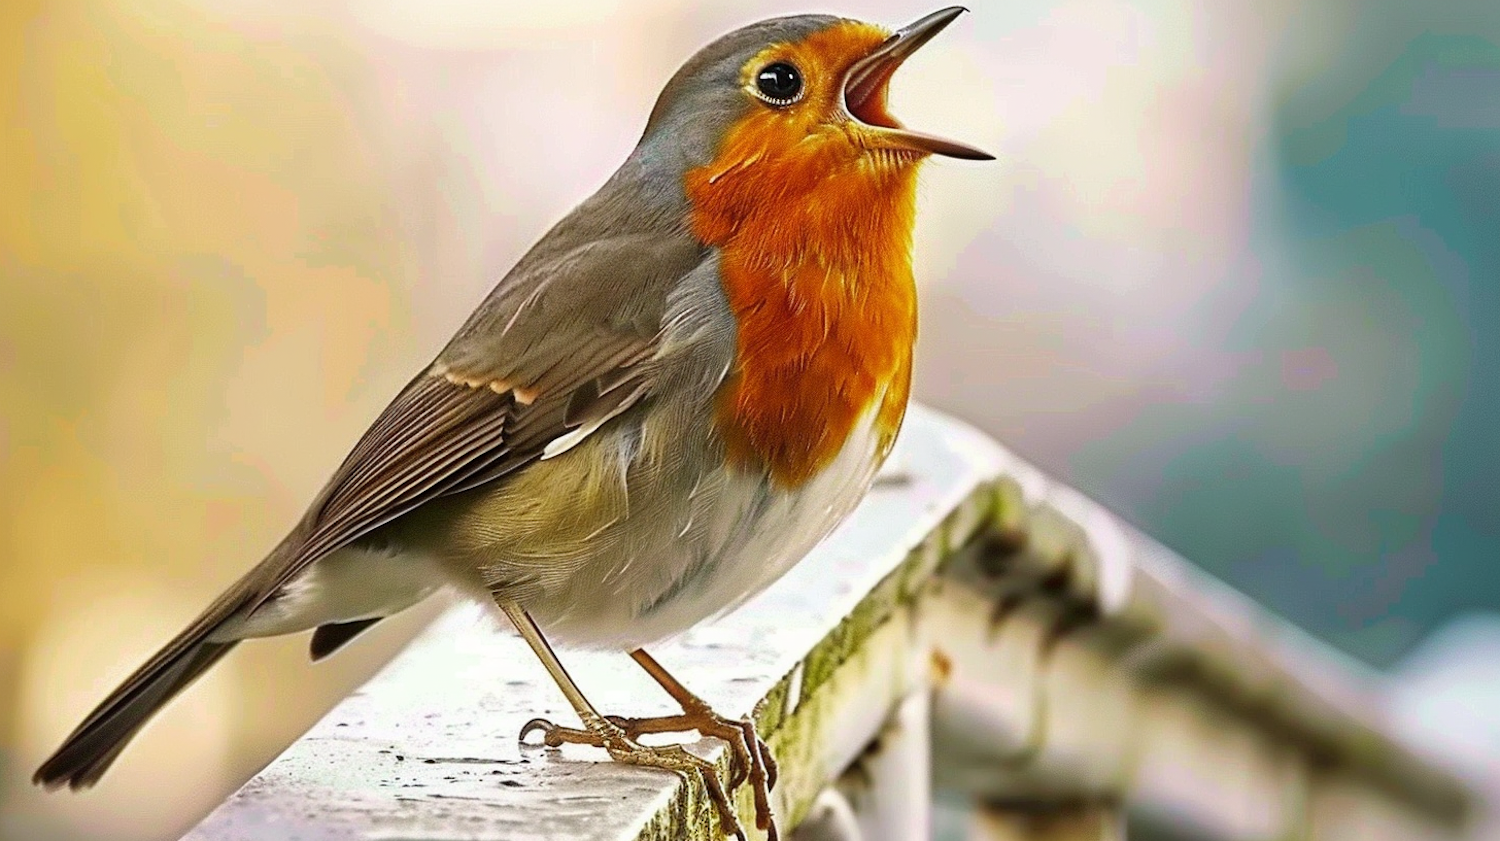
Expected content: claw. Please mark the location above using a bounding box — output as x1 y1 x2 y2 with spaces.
496 607 764 838
592 718 748 841
518 717 557 746
515 713 753 839
518 717 608 749
760 734 779 790
599 706 776 836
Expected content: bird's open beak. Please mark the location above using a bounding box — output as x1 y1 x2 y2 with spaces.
843 6 994 161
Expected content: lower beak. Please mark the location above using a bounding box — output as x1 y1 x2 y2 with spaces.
843 6 994 161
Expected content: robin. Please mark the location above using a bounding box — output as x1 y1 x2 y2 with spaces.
34 7 990 839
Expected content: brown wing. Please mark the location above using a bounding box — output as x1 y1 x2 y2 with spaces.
254 232 705 609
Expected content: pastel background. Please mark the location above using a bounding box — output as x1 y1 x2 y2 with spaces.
2 1 1496 838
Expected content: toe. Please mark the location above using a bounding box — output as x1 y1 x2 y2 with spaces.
759 738 779 790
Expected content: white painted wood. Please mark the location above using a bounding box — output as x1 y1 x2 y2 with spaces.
182 407 999 841
789 789 863 841
180 406 1480 841
839 691 932 841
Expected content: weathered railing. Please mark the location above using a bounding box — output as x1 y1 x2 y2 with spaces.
184 406 1481 840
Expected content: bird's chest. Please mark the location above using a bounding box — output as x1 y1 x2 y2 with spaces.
711 257 916 489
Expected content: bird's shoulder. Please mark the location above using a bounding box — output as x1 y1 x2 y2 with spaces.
437 229 709 395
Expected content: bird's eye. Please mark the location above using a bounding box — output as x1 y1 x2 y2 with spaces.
754 62 803 106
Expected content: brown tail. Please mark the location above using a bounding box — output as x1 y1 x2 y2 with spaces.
32 581 258 790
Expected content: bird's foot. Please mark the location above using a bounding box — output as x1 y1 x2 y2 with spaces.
520 705 777 841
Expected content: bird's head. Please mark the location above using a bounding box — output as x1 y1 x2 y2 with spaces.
638 7 990 247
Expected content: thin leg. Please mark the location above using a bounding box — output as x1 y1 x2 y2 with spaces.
496 600 746 840
629 649 778 832
518 645 779 841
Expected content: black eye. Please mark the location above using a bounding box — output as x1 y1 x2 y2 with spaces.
755 62 803 105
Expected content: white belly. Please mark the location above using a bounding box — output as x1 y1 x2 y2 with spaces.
537 407 891 649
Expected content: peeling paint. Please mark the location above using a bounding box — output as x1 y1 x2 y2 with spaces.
929 649 953 687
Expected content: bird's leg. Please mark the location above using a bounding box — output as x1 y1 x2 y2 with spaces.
624 650 778 835
520 648 779 841
496 600 746 840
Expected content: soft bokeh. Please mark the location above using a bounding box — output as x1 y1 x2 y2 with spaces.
2 1 1496 838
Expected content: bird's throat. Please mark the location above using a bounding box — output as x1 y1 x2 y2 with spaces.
686 143 919 489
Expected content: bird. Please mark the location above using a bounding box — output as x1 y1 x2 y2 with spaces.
33 7 991 839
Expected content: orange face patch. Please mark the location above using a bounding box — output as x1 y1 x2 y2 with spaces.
686 21 921 488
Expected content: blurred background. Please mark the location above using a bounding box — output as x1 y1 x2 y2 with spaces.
1 0 1496 838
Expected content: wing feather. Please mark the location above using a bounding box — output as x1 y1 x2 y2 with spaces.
245 232 706 610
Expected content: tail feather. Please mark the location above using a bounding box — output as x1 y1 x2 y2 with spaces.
34 642 237 789
309 617 383 661
33 579 259 790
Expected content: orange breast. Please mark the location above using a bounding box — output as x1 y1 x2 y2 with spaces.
686 114 919 488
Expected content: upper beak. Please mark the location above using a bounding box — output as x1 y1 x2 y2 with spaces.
843 6 994 161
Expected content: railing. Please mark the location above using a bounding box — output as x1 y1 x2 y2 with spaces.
183 406 1481 841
